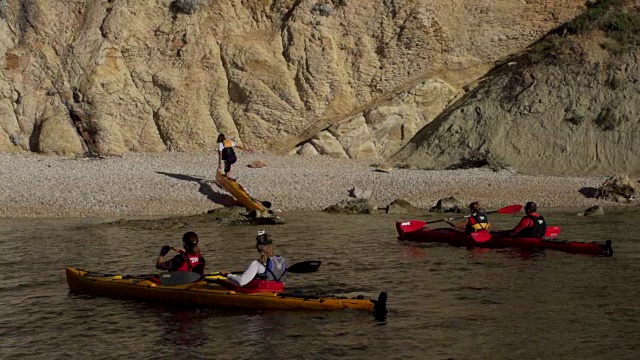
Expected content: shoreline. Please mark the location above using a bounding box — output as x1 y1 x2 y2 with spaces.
0 152 631 219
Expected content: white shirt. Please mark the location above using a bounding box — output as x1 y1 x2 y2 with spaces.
227 260 265 286
218 141 236 152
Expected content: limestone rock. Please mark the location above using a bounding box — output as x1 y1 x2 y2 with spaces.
394 12 640 176
248 160 267 168
0 0 586 159
310 131 349 158
581 205 605 217
385 199 420 214
297 142 319 157
348 186 372 200
596 175 638 203
430 197 464 213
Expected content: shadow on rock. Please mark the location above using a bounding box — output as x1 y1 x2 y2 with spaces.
156 171 239 207
103 206 285 230
578 187 598 198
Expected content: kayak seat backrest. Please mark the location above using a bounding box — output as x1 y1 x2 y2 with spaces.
160 271 203 286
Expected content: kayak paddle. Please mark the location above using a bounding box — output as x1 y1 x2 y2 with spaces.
399 204 523 232
545 226 561 237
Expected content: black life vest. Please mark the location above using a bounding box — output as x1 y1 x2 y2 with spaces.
221 139 237 163
515 215 547 238
466 211 489 232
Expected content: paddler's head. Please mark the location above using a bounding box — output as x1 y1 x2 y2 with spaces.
216 133 225 143
525 201 537 215
469 201 481 213
256 230 275 260
182 231 199 254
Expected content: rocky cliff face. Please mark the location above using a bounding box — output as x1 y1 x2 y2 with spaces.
394 1 640 176
0 0 585 157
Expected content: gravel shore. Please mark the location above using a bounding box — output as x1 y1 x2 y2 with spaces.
0 151 612 218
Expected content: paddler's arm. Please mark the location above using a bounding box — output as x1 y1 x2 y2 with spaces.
510 217 532 236
226 260 261 286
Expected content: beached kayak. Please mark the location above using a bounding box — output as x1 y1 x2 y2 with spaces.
215 170 268 211
396 223 613 256
65 267 387 313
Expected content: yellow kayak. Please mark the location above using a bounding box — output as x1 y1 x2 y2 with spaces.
65 267 386 313
215 170 268 211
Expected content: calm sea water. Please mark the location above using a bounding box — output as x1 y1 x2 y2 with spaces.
0 209 639 359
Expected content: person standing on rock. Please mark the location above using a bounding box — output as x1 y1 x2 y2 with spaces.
446 201 491 232
509 201 547 238
156 231 206 275
216 133 251 180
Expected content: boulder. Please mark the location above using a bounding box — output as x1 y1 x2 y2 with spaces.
581 205 605 217
429 196 464 213
348 187 372 200
596 175 639 203
247 160 267 168
297 143 320 157
385 199 420 214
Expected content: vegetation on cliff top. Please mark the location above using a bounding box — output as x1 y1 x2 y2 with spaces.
529 0 640 61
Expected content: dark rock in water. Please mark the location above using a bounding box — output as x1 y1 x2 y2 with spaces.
323 198 375 214
581 205 605 217
103 206 284 229
385 199 420 214
429 196 464 213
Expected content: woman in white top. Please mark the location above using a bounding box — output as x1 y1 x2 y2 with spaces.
226 231 287 293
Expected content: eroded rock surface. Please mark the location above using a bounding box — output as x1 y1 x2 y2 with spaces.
0 0 585 160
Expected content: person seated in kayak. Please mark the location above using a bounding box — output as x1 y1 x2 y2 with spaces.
216 133 250 180
156 231 206 275
509 201 547 238
445 201 490 233
224 230 287 293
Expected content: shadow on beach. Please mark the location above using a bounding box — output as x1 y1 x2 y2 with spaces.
156 171 239 207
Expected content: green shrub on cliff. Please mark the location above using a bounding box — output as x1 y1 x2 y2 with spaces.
567 0 640 44
528 0 640 61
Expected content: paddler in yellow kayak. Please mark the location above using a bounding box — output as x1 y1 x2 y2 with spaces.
220 230 287 293
156 231 206 275
445 201 491 232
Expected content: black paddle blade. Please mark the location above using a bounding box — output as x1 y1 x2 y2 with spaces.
159 271 202 286
286 260 322 274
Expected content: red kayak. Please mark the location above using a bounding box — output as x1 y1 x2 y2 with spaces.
396 222 613 257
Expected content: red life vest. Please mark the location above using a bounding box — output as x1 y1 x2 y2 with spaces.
232 279 285 293
175 254 203 272
231 257 286 293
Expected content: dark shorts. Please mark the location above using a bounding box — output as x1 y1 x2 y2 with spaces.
223 158 236 173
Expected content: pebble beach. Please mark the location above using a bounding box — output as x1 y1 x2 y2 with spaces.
0 151 614 218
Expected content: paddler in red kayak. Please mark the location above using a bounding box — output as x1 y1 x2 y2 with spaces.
509 201 547 238
223 230 287 293
445 201 491 232
156 231 206 275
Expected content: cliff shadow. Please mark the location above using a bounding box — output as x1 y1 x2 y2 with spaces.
578 187 598 199
156 171 240 207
